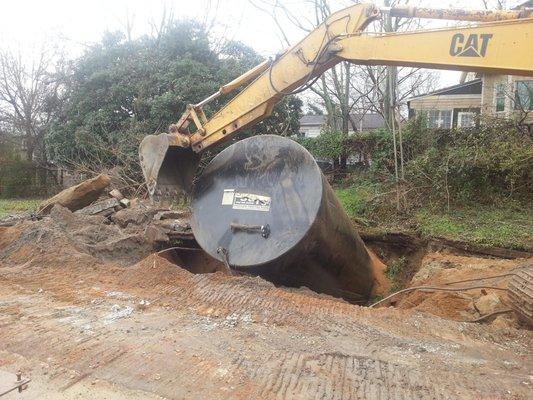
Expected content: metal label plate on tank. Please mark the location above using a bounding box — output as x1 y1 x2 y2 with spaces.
232 191 271 212
221 189 235 205
221 189 271 211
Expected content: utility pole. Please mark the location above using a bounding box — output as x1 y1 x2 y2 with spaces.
383 0 403 210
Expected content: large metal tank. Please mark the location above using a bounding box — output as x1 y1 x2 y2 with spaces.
191 135 375 303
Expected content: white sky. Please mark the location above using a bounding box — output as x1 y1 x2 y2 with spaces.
0 0 526 88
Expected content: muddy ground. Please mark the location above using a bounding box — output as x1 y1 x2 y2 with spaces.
0 206 531 399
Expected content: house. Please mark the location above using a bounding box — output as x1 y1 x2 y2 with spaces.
407 75 532 128
299 113 385 138
407 79 482 129
481 75 533 123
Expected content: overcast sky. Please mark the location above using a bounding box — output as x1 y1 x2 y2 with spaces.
0 0 526 88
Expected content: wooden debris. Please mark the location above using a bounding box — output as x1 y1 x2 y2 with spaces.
37 174 111 215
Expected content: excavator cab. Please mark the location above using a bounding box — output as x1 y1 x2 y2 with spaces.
139 133 200 201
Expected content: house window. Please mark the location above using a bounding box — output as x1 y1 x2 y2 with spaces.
457 112 476 128
427 110 452 128
514 80 533 111
495 83 506 112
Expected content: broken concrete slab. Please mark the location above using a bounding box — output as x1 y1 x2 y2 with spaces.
38 174 111 215
153 219 190 232
112 208 157 228
75 198 121 216
153 210 189 220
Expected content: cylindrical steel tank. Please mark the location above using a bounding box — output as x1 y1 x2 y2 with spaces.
191 135 375 303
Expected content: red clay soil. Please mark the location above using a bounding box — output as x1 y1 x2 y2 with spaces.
367 246 392 295
0 211 532 399
394 251 531 322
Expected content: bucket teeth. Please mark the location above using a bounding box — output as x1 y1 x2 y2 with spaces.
508 266 533 327
139 134 200 201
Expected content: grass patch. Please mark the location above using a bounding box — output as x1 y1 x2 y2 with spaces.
334 180 532 251
335 187 367 218
416 206 533 251
385 256 408 293
0 199 42 219
334 181 381 219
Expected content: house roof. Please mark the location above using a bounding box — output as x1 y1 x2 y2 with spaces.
407 79 482 102
300 115 325 125
515 1 533 9
300 113 385 130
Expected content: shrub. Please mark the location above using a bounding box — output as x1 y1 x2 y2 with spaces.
404 117 532 204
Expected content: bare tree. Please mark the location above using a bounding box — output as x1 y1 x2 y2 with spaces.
481 0 505 9
250 0 438 172
0 46 64 163
148 4 175 41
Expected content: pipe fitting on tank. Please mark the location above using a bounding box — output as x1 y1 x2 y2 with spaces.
230 222 270 239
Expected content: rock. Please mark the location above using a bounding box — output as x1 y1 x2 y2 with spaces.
491 315 515 330
75 198 120 216
474 293 503 315
137 299 151 310
119 198 130 208
153 219 190 232
38 174 111 215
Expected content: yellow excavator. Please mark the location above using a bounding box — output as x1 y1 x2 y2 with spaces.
139 2 533 199
138 3 532 302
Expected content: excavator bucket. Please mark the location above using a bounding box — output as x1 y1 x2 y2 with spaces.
139 134 200 201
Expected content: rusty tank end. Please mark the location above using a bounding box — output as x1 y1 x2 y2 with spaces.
190 135 375 303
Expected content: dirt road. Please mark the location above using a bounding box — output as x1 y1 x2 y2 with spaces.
0 211 532 399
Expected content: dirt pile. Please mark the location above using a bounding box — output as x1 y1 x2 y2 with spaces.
0 202 192 268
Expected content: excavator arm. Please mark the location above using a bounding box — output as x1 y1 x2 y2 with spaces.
140 3 533 198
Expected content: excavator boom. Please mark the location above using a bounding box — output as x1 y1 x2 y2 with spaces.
139 3 533 199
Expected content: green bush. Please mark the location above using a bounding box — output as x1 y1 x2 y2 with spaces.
356 116 532 206
0 142 59 198
296 127 347 162
404 117 532 204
